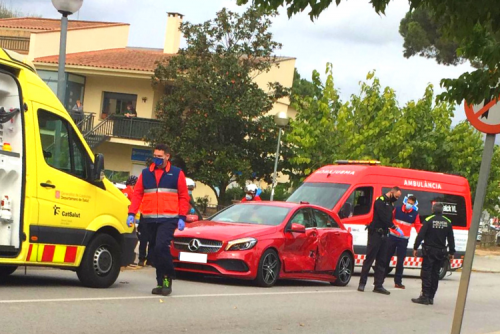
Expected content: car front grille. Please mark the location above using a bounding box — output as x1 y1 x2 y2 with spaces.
173 237 223 253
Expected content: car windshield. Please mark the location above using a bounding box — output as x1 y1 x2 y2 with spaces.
287 182 350 209
211 204 291 226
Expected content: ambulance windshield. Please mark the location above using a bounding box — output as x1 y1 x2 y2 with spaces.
287 183 350 210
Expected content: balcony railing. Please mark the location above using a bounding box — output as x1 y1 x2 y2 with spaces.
0 36 30 52
110 115 161 140
82 114 161 149
71 112 95 135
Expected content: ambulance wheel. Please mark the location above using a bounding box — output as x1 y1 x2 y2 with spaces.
255 249 280 287
438 261 449 280
331 252 354 286
0 265 17 278
77 234 121 288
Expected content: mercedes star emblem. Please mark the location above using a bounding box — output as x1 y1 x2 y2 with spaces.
188 239 201 252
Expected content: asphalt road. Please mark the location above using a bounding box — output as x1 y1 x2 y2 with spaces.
0 267 499 334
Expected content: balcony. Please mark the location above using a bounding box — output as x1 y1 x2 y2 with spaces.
110 115 161 140
81 114 161 149
0 36 30 53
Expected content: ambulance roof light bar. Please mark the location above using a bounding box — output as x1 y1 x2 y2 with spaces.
335 160 381 165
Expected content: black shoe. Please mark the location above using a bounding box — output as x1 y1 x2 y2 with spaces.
138 260 145 267
373 286 390 295
151 277 172 296
429 298 434 305
358 284 365 292
411 296 430 305
395 283 405 289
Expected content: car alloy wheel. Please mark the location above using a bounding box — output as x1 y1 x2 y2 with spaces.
332 252 354 286
337 255 352 283
262 252 279 285
256 249 280 287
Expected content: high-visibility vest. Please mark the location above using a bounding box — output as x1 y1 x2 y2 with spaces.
140 163 181 223
390 205 419 239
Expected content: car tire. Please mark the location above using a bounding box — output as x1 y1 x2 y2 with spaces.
0 265 17 278
77 234 121 288
438 260 449 280
331 252 354 286
255 249 280 287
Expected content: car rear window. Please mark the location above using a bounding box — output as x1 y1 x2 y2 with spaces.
211 204 291 226
287 182 350 210
382 188 468 227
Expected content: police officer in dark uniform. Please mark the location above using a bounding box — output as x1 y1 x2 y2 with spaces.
412 202 455 305
358 186 403 295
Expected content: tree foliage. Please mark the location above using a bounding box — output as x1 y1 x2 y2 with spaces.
238 0 500 104
0 1 19 18
284 64 500 213
290 68 320 103
151 7 289 205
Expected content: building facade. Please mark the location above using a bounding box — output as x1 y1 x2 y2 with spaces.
0 14 295 204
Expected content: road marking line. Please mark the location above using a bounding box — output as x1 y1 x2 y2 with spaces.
0 288 400 304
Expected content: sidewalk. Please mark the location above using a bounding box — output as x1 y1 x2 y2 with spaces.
472 254 500 273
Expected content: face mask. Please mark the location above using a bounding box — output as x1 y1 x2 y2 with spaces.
245 194 253 200
390 194 398 203
405 203 413 210
153 157 164 167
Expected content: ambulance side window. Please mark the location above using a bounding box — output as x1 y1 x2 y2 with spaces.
341 187 373 218
38 109 88 179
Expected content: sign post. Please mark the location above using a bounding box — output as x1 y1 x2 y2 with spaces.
451 99 500 334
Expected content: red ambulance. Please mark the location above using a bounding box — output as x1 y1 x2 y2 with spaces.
287 161 472 279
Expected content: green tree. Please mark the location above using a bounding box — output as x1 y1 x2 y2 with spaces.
151 7 289 205
0 1 19 18
286 64 500 213
238 0 500 105
291 68 320 103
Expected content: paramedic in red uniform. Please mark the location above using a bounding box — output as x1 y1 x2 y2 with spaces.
128 144 190 296
385 195 421 289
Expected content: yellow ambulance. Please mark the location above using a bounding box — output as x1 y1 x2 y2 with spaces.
0 49 136 288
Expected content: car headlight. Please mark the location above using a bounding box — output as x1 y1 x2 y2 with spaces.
225 237 257 251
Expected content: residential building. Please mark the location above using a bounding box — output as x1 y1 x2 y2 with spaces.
0 13 295 204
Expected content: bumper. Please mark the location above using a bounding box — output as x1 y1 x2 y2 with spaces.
120 232 138 266
171 247 261 279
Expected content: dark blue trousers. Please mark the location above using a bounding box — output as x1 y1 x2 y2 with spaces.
386 235 409 285
144 221 177 285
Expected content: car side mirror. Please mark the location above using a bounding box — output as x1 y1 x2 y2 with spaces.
91 153 105 182
288 223 306 233
339 202 351 219
186 214 199 223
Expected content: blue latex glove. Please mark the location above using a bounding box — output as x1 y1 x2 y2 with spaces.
178 218 185 231
395 227 404 236
127 214 135 227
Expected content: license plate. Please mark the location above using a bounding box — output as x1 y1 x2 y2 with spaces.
179 252 208 264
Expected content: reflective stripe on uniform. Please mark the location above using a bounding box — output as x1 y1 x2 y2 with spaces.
142 213 179 219
144 188 178 194
395 219 412 226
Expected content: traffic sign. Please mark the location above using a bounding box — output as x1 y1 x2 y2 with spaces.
465 98 500 134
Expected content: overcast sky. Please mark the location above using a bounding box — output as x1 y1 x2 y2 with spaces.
11 0 473 122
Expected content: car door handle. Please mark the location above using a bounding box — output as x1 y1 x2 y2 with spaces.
40 182 56 188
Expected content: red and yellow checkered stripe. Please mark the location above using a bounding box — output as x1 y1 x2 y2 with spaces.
26 244 81 263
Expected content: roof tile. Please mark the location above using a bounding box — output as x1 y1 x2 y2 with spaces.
34 48 173 72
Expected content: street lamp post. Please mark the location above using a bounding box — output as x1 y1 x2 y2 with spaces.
270 111 289 201
51 0 83 106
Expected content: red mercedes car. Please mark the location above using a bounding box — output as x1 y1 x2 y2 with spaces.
172 202 354 287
